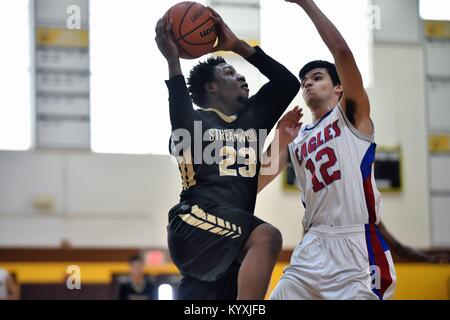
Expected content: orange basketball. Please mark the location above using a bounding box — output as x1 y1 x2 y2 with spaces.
165 2 218 59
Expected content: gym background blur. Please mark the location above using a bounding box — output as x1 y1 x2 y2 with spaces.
0 0 449 300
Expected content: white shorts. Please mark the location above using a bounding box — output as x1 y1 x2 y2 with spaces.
270 224 397 300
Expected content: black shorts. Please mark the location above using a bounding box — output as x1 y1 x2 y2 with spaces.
177 262 240 300
167 200 265 299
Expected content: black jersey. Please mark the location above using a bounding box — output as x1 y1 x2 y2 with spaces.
166 47 299 213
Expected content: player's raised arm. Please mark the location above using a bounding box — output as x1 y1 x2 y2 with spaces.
258 107 303 193
155 17 194 132
155 17 181 79
286 0 372 135
209 7 300 130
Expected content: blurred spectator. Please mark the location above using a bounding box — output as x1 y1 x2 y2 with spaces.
118 255 156 300
0 268 20 300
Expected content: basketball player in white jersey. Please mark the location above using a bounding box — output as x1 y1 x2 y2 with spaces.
258 0 396 299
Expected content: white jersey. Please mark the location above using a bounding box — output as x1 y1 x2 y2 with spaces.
277 108 396 300
288 104 382 231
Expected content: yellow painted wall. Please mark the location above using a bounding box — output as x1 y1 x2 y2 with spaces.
2 262 449 300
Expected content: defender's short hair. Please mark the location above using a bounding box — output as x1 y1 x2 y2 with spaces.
187 56 226 108
299 60 341 86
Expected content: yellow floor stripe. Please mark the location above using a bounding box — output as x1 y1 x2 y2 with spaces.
0 262 179 284
1 262 449 299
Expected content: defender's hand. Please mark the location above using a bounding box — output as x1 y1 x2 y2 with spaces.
155 16 179 61
276 106 304 147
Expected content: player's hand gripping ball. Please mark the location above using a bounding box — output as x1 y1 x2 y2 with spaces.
165 2 218 59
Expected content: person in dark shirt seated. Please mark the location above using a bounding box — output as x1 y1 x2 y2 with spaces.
119 255 156 300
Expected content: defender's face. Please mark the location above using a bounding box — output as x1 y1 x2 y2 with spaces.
213 63 249 102
301 68 337 108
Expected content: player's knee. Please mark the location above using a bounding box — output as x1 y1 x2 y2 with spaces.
254 224 282 255
269 236 282 258
269 227 283 254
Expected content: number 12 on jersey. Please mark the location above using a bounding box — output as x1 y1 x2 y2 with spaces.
304 147 341 192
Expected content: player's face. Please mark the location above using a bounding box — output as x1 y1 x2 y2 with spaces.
130 261 144 277
213 63 249 108
301 68 339 108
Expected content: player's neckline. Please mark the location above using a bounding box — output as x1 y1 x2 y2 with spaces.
304 107 335 131
201 108 238 123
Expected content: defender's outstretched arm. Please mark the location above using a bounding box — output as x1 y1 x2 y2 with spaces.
286 0 373 135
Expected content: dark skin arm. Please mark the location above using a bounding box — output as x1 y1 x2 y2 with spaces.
208 7 256 58
154 16 182 78
154 10 256 133
155 15 193 135
211 6 300 132
155 9 256 136
379 221 449 263
286 0 373 135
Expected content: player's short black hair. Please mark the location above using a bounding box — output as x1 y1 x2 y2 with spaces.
129 254 143 264
187 56 227 108
299 60 341 86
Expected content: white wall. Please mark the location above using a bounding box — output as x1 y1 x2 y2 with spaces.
368 45 429 247
0 40 432 248
0 151 179 247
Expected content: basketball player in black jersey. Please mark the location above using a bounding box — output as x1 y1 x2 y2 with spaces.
155 8 300 299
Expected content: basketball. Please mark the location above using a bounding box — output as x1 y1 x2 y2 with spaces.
165 1 218 59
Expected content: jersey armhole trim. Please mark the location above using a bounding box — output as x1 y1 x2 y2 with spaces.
337 104 375 143
288 143 302 190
